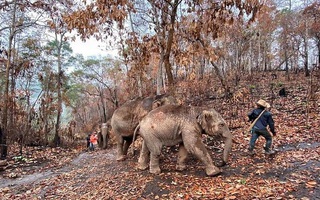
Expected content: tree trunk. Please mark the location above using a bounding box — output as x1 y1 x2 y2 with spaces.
258 29 261 70
163 0 180 90
43 75 51 145
304 20 310 77
156 13 166 95
137 75 142 97
1 0 17 159
249 38 253 75
316 37 320 68
9 58 16 146
53 33 64 147
157 50 164 95
198 38 229 97
284 48 289 80
99 87 107 123
210 61 230 97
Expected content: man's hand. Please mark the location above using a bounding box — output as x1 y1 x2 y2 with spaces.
272 132 276 137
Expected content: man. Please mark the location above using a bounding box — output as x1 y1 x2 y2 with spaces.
248 99 276 155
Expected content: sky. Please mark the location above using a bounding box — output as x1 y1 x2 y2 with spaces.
70 37 119 58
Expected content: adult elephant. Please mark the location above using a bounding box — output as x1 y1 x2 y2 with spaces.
97 120 111 149
111 94 177 161
135 104 233 176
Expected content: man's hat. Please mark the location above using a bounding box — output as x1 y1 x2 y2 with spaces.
256 99 270 108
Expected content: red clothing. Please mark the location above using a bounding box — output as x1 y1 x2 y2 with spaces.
90 134 98 145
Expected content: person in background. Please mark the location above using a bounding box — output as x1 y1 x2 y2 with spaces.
248 99 276 155
89 132 98 151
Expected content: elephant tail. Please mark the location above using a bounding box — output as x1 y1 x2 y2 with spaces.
131 124 140 156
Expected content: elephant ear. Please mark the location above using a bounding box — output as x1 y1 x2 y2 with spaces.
197 110 213 132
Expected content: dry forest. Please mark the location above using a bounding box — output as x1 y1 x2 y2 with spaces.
0 0 319 199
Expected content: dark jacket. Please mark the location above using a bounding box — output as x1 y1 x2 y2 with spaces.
248 108 275 134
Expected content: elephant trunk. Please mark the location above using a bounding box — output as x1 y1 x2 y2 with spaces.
101 123 108 149
222 130 233 165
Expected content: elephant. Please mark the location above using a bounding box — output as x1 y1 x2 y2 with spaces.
97 120 111 149
135 104 233 176
110 94 177 161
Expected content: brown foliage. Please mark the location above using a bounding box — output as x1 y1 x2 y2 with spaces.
63 0 131 40
0 71 319 199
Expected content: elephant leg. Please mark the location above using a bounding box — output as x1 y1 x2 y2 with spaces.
185 138 221 176
138 141 149 170
123 138 133 155
116 136 126 161
176 144 188 171
102 132 108 149
97 132 103 148
148 141 162 174
149 152 161 174
220 136 232 166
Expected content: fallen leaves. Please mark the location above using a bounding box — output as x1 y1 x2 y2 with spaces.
0 74 320 199
0 142 319 200
306 181 317 188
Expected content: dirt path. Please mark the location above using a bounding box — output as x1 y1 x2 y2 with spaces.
0 150 115 188
0 142 319 199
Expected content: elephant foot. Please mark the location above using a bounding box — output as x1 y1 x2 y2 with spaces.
176 164 187 171
150 167 161 175
116 155 126 161
216 160 226 167
206 166 222 176
137 163 149 170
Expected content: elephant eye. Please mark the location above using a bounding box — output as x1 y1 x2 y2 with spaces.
218 123 225 128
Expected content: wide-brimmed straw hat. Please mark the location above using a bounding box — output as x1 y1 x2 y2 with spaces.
256 99 270 108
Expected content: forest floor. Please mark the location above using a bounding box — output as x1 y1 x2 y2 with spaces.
0 140 319 200
0 72 319 199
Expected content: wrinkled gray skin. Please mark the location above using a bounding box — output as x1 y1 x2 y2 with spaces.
136 104 233 176
111 94 177 161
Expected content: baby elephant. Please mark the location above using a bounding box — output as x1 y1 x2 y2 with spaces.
136 104 233 176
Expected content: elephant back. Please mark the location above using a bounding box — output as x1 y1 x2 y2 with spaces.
149 105 202 119
112 98 141 121
137 94 177 119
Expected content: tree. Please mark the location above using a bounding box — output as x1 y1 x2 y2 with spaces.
1 0 18 159
69 56 124 133
303 1 320 67
0 0 51 157
64 1 263 97
45 0 76 147
173 1 263 97
75 57 118 122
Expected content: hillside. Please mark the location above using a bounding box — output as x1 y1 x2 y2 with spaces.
0 72 319 199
